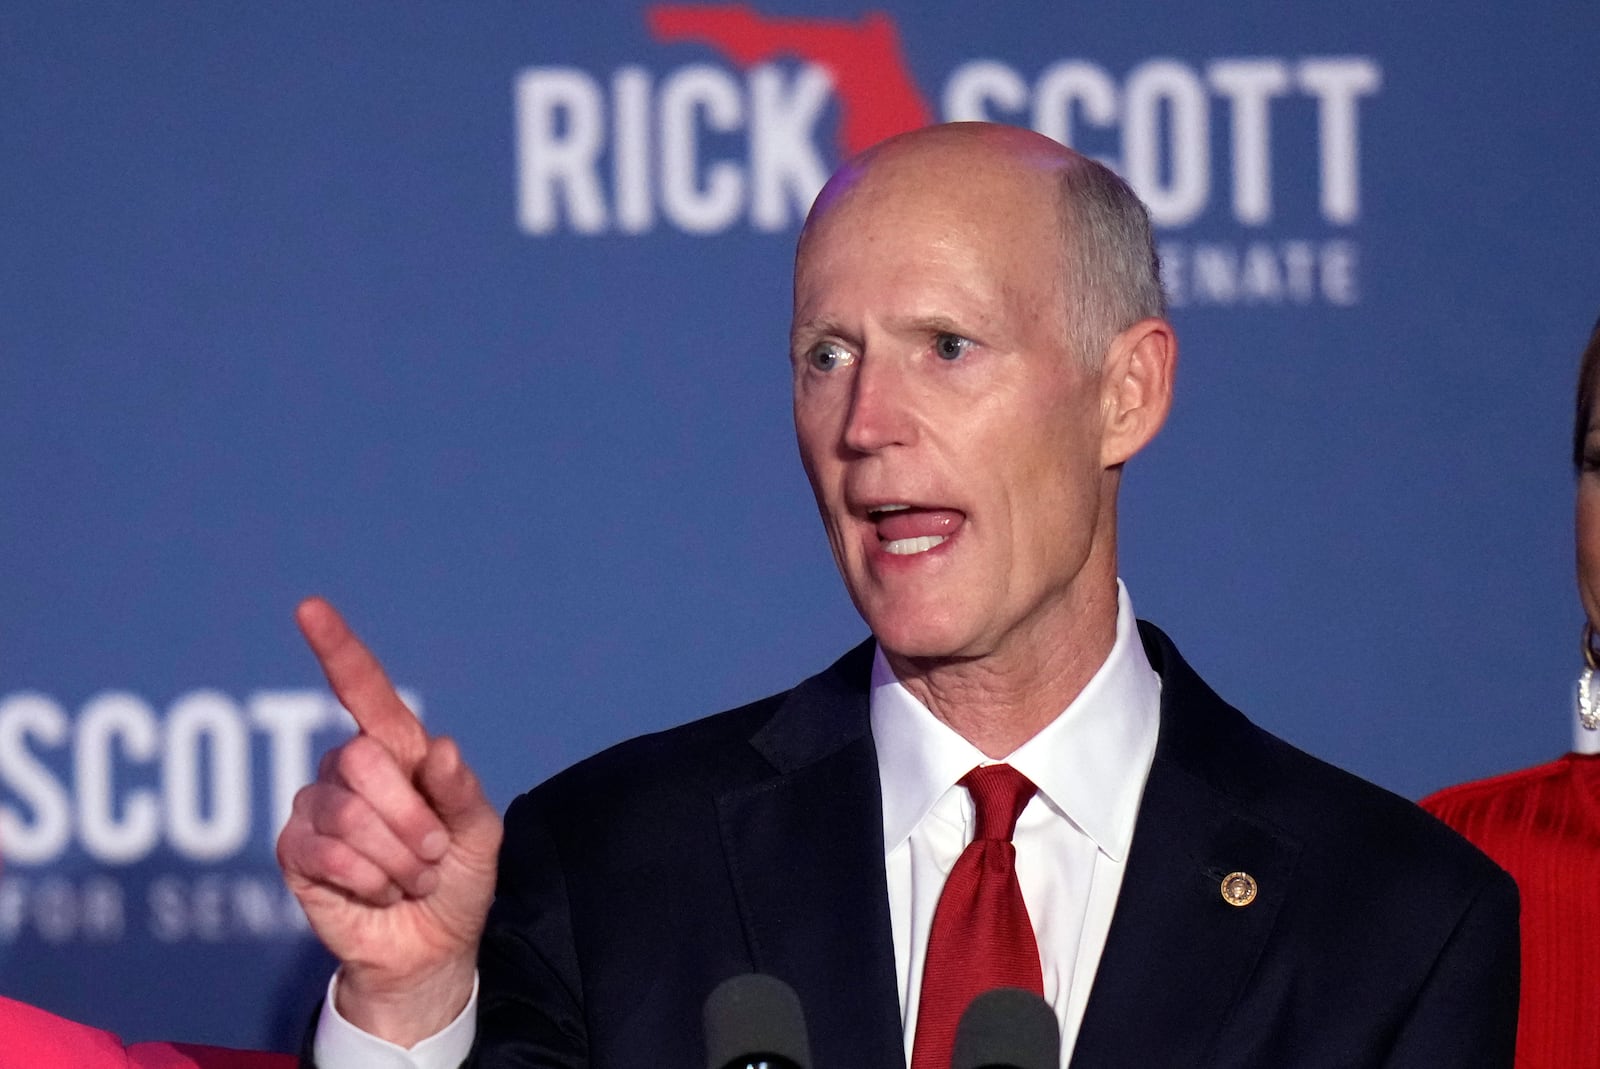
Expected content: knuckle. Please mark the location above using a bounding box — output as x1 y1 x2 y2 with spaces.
274 826 300 870
326 793 378 840
289 783 320 818
312 839 387 900
337 734 401 792
333 736 375 778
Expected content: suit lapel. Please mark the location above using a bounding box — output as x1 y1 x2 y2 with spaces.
716 642 906 1069
710 626 1298 1069
1070 625 1303 1069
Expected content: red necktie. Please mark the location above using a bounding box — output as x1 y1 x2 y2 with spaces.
910 764 1044 1069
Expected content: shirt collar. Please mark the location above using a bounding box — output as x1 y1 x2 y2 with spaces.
871 580 1162 863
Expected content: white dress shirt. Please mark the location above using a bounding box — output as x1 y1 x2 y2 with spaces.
874 580 1161 1066
315 581 1161 1069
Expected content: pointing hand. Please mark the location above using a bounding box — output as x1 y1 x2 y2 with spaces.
276 597 502 1045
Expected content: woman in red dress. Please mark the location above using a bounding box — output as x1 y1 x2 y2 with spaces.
1423 316 1600 1069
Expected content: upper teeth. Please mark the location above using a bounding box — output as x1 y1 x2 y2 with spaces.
871 504 911 516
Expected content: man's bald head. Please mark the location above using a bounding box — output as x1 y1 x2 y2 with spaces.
798 122 1165 370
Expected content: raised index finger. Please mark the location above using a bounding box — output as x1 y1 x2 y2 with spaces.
296 596 429 765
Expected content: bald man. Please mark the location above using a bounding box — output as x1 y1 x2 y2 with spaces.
280 124 1518 1069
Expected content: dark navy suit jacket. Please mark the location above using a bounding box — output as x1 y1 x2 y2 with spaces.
469 622 1518 1068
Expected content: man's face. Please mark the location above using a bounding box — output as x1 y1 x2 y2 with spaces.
791 146 1115 663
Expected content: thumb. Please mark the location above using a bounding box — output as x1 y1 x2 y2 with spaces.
416 736 502 860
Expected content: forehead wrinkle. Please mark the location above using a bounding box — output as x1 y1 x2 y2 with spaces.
877 310 999 343
796 230 991 308
795 235 1036 356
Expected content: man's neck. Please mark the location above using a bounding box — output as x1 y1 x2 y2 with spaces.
884 584 1120 758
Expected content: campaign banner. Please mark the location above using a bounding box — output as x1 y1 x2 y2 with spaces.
3 0 1598 1051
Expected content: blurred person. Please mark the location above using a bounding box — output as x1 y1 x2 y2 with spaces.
0 995 291 1069
1424 315 1600 1067
0 842 293 1068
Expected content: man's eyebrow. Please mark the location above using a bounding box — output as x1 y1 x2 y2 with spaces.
792 313 980 338
887 313 969 336
789 317 845 344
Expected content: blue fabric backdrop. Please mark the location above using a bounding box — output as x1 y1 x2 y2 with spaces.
3 0 1599 1050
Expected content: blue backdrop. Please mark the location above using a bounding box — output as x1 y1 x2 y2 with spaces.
4 0 1600 1051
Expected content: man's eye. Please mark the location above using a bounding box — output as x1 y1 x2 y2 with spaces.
808 342 855 372
934 333 972 361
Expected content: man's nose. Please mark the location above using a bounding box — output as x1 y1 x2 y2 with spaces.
841 354 915 454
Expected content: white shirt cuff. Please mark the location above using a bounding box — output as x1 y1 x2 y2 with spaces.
311 968 479 1069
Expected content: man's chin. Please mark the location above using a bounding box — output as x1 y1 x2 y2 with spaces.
866 615 979 666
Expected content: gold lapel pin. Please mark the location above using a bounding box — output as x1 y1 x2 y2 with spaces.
1220 871 1258 907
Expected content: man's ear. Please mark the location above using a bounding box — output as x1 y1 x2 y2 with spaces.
1099 317 1177 468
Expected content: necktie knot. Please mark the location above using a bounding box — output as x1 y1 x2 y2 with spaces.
911 762 1045 1069
960 764 1037 842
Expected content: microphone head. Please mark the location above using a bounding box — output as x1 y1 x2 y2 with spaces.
703 973 813 1069
951 987 1060 1069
